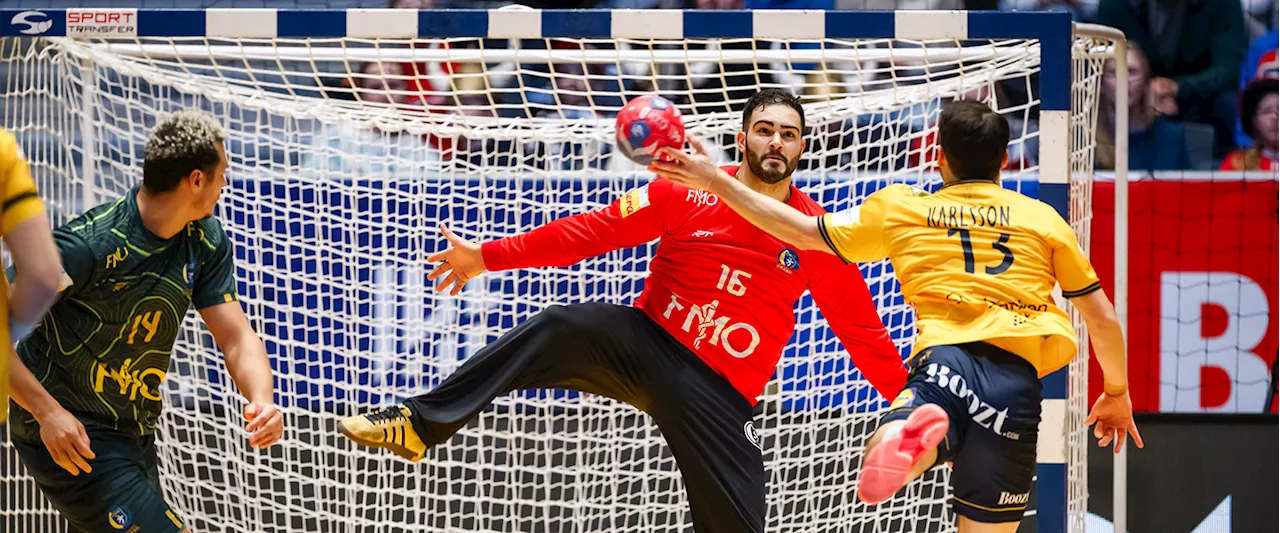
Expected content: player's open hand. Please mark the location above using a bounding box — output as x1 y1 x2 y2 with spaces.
427 224 485 296
648 136 724 192
38 407 95 476
1084 390 1144 455
244 402 284 449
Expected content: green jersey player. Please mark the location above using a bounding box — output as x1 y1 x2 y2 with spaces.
7 110 282 533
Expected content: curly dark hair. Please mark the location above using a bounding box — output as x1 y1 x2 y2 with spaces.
1241 77 1278 141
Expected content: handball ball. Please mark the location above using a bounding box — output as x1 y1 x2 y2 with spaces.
615 95 686 165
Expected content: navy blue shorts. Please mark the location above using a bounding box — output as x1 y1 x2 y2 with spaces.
880 342 1042 523
12 426 188 533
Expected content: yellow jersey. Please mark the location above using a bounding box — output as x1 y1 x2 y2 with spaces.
0 129 47 424
818 181 1100 377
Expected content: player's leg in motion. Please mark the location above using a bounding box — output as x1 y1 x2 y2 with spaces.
339 300 766 533
340 302 663 460
643 354 766 533
11 428 190 533
858 343 1041 533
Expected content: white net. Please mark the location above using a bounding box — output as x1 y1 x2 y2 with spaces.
1 24 1109 533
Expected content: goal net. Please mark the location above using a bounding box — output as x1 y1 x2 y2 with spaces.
1 9 1114 533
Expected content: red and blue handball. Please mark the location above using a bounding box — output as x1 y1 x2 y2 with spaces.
615 95 686 165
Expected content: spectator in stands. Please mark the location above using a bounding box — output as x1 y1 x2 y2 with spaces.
1243 0 1279 37
1235 29 1278 147
1095 0 1247 159
998 0 1099 22
907 84 1039 172
1096 44 1195 171
1221 78 1278 171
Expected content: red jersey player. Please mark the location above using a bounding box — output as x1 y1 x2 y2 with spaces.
338 89 907 533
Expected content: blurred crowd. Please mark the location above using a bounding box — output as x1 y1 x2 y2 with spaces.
329 0 1277 173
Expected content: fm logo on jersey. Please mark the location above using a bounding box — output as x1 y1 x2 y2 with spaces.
777 249 800 273
619 185 651 218
105 246 129 269
685 189 719 207
662 294 761 359
95 357 166 402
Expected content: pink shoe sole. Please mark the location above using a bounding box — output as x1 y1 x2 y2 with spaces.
857 404 950 505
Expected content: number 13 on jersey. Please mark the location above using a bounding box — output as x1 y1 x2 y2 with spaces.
948 229 1014 275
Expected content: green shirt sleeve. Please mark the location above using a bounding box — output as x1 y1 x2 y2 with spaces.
192 223 239 310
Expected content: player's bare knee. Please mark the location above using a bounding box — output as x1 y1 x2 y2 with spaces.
957 515 1020 533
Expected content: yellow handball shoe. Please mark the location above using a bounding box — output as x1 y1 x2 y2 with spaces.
338 405 427 462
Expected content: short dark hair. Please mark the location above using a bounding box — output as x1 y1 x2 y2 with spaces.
742 89 806 136
1241 77 1278 141
938 100 1010 181
143 110 225 193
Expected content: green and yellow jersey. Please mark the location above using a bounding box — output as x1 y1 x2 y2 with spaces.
8 186 238 440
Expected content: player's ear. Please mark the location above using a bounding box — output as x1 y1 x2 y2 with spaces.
735 131 746 154
187 168 205 192
1001 150 1010 170
935 145 948 171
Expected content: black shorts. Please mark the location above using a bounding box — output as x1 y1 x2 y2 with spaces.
402 302 765 533
880 342 1042 523
12 426 188 533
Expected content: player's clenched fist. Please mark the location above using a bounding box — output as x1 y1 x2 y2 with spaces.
428 224 486 296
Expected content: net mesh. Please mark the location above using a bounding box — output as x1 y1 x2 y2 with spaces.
1 28 1108 533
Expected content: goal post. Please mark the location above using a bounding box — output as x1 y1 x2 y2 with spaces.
0 8 1123 533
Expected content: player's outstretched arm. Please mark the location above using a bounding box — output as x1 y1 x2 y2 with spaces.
7 346 95 475
1072 289 1144 455
651 138 829 253
429 181 673 295
201 302 283 449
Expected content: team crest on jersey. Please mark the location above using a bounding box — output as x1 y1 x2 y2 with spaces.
183 259 197 288
776 248 800 273
107 505 132 530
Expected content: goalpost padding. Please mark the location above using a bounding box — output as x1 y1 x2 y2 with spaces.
0 8 1110 533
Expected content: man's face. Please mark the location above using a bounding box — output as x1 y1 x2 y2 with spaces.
738 104 804 184
193 143 228 218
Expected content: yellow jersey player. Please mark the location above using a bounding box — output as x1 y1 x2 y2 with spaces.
652 100 1143 533
0 128 63 425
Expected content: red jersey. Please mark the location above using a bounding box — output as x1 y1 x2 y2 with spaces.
1219 149 1276 171
480 166 906 404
